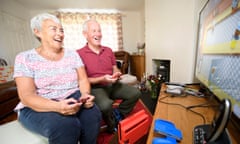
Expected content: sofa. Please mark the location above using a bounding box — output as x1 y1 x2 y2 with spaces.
0 81 48 144
0 120 48 144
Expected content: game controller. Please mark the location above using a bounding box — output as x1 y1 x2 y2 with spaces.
68 97 89 105
79 97 89 104
111 72 121 79
152 137 177 144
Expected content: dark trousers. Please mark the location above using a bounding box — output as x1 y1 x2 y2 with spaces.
91 82 140 130
19 91 102 144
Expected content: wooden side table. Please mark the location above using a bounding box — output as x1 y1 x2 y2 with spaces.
130 54 145 81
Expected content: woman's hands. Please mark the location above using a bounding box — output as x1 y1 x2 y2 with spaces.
58 94 95 115
58 98 81 115
81 93 95 108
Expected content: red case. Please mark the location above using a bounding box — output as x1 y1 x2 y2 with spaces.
118 109 151 144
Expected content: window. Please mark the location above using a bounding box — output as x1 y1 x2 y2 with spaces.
57 10 123 51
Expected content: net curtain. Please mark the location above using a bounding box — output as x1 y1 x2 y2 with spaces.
56 11 123 51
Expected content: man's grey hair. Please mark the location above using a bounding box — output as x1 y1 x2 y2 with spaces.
30 13 60 41
82 19 99 32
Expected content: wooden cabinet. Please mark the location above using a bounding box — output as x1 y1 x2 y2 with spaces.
130 54 145 81
0 81 19 120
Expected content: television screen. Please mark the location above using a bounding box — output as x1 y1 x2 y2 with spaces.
195 0 240 118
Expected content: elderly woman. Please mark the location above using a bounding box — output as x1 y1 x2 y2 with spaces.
13 13 101 144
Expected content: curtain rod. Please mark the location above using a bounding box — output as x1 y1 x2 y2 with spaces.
57 8 123 14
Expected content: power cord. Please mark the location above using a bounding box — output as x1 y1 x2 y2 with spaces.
158 98 206 124
186 100 218 109
158 95 171 101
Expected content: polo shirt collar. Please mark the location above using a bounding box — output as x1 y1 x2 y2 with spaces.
85 43 105 54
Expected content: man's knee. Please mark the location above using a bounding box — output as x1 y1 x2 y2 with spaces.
134 89 141 99
96 98 113 113
129 88 141 102
99 102 113 114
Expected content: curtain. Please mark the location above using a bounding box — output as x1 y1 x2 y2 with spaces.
56 11 123 51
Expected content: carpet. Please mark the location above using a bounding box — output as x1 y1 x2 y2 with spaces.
97 99 153 144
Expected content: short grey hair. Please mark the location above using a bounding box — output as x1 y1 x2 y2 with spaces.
30 13 60 41
82 19 99 32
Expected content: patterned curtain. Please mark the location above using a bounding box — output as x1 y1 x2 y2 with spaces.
56 11 123 51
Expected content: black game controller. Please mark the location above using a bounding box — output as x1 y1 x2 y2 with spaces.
68 97 89 105
79 97 89 104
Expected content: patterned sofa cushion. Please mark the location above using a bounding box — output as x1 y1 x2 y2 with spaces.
0 66 14 83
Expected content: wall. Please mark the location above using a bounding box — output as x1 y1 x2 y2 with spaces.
0 1 144 65
122 11 145 54
0 0 33 65
145 0 197 83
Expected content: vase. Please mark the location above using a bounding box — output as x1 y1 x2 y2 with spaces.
150 86 158 99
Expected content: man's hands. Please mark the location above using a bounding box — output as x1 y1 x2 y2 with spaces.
111 72 122 79
58 94 95 115
104 72 122 83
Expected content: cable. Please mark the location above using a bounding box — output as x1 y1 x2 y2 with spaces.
187 104 219 109
186 96 217 109
187 101 215 109
158 99 206 124
158 99 187 109
187 109 206 124
158 95 170 101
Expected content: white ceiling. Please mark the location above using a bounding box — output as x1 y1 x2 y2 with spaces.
14 0 144 11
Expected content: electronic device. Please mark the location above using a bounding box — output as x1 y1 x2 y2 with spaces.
152 137 177 144
185 88 205 97
79 97 89 103
67 97 89 105
165 82 185 95
165 82 186 87
154 119 182 141
193 99 232 144
195 0 240 131
165 85 184 95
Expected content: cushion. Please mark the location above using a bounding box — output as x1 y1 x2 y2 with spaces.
119 74 138 86
0 120 48 144
0 66 14 84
